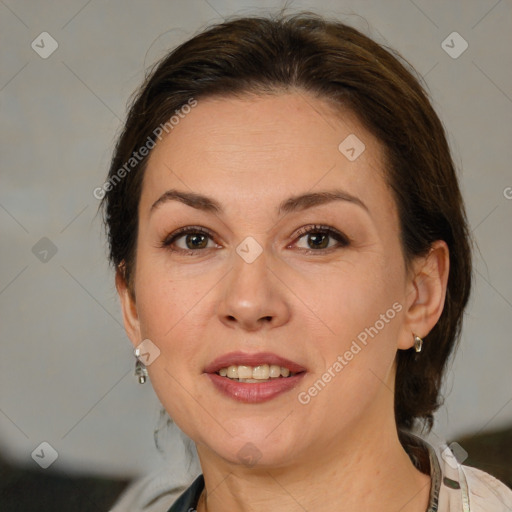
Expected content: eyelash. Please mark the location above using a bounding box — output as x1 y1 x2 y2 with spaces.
293 225 350 253
158 224 350 256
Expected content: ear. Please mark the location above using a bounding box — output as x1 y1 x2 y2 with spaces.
397 240 450 350
115 263 141 349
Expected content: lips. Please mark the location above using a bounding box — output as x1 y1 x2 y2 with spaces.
206 372 306 403
204 351 307 374
204 351 307 403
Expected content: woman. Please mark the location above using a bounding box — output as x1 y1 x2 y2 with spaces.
103 12 512 512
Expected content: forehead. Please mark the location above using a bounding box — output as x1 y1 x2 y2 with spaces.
140 92 395 221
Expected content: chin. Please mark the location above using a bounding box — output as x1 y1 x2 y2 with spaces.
203 431 301 469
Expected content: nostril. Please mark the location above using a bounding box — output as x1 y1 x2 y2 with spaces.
224 315 272 324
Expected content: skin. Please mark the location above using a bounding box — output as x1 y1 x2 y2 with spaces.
116 91 449 511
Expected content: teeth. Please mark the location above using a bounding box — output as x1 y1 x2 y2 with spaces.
227 366 238 379
253 364 269 379
269 365 281 378
238 365 253 379
218 364 296 381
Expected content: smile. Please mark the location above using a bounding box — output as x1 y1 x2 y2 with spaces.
218 364 297 382
204 352 307 403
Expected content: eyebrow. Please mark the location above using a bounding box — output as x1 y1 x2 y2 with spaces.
150 188 368 216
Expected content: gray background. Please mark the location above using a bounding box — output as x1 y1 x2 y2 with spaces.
1 0 511 479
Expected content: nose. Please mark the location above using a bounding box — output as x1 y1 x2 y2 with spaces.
216 246 291 332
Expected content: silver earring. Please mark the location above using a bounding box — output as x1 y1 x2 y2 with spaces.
413 333 423 353
134 348 148 384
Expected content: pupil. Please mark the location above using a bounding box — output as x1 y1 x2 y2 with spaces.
308 233 328 249
186 233 207 249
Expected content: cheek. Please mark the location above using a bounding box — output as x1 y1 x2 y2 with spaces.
293 265 405 420
132 263 198 387
295 255 406 412
133 264 212 428
134 242 214 334
291 256 404 346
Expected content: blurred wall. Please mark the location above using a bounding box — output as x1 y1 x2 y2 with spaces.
1 0 511 479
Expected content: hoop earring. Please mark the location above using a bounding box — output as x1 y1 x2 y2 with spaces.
134 348 148 384
413 333 423 353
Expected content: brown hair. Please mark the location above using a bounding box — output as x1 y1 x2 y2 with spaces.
99 12 472 432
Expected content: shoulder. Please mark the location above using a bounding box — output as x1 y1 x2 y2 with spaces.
461 465 512 511
401 430 512 511
109 468 196 512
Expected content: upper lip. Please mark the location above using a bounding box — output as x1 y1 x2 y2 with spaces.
204 351 307 374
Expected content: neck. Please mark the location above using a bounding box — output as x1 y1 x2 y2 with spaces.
196 402 431 512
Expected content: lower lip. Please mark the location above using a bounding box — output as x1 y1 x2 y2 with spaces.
206 372 306 403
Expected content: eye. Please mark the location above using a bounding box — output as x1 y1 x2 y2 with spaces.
159 226 219 255
292 224 350 252
158 224 349 256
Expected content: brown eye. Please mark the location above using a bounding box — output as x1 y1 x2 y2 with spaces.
160 226 218 254
305 232 330 249
183 233 209 250
294 225 349 252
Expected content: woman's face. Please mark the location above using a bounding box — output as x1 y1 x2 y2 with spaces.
120 92 421 468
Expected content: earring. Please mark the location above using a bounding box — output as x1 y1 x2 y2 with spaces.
134 348 148 384
413 333 423 353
